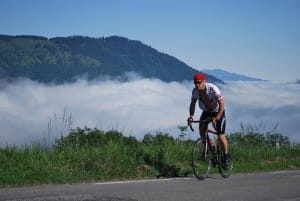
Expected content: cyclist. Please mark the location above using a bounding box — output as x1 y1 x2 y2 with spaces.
188 72 231 168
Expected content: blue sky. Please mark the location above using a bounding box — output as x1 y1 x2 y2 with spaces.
1 0 299 81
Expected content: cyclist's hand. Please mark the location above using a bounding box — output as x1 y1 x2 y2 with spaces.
213 115 221 124
187 116 193 125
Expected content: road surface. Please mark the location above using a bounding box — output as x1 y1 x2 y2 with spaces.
1 170 300 201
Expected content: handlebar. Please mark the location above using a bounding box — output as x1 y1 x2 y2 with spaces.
187 117 214 132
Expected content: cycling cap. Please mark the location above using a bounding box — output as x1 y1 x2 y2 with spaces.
194 72 206 81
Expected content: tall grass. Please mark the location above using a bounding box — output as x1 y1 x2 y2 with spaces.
0 127 299 186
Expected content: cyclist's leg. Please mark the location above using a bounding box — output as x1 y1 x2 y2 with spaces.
218 134 231 169
214 111 231 167
213 111 227 153
200 111 215 146
218 134 228 155
199 111 209 138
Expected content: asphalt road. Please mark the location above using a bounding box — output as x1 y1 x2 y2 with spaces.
1 170 300 201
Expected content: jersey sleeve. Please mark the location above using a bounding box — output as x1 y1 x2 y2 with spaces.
212 84 223 100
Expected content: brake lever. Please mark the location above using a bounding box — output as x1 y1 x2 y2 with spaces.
188 120 200 132
189 123 194 132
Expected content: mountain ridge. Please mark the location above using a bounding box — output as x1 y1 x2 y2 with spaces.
0 35 223 84
202 69 265 81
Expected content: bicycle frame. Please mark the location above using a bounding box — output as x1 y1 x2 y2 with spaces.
188 119 218 142
190 119 218 162
188 118 233 180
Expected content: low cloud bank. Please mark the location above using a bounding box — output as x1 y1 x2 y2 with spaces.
0 78 299 147
224 81 300 142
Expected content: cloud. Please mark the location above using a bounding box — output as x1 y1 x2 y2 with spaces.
223 81 300 142
0 77 191 146
0 78 299 147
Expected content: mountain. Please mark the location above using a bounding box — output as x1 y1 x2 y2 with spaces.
202 69 265 81
0 35 223 84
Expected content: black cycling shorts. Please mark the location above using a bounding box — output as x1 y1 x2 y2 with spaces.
199 110 226 135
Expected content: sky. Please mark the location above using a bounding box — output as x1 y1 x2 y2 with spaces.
1 0 300 81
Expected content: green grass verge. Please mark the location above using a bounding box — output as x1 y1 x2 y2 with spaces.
0 129 299 186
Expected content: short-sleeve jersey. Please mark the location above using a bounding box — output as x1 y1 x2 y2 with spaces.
191 83 224 112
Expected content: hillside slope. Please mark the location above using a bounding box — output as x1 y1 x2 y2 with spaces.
0 35 223 84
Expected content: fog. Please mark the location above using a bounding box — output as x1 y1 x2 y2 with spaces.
0 76 299 147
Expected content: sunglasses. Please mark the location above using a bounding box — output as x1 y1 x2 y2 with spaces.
194 81 203 85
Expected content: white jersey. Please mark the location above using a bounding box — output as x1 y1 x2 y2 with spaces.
191 83 223 112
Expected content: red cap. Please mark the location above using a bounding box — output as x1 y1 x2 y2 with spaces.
194 72 206 82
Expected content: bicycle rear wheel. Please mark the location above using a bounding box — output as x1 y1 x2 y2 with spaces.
217 144 233 178
192 138 214 180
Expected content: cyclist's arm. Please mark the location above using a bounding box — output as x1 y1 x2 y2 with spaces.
215 98 225 121
189 98 197 119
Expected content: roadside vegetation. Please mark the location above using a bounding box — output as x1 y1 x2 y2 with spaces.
0 125 299 187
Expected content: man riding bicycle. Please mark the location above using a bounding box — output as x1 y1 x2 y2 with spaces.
188 72 231 168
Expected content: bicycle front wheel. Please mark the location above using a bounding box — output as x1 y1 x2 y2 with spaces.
192 138 214 180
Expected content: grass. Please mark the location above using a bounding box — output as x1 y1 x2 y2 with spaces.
0 128 299 187
231 144 300 172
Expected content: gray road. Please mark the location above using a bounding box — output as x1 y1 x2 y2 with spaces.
1 170 300 201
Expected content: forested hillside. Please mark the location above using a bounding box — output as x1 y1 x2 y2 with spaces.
0 35 223 83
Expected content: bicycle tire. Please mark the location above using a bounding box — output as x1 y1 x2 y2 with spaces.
217 143 233 178
192 138 214 180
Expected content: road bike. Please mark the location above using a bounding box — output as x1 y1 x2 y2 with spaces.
188 117 233 180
